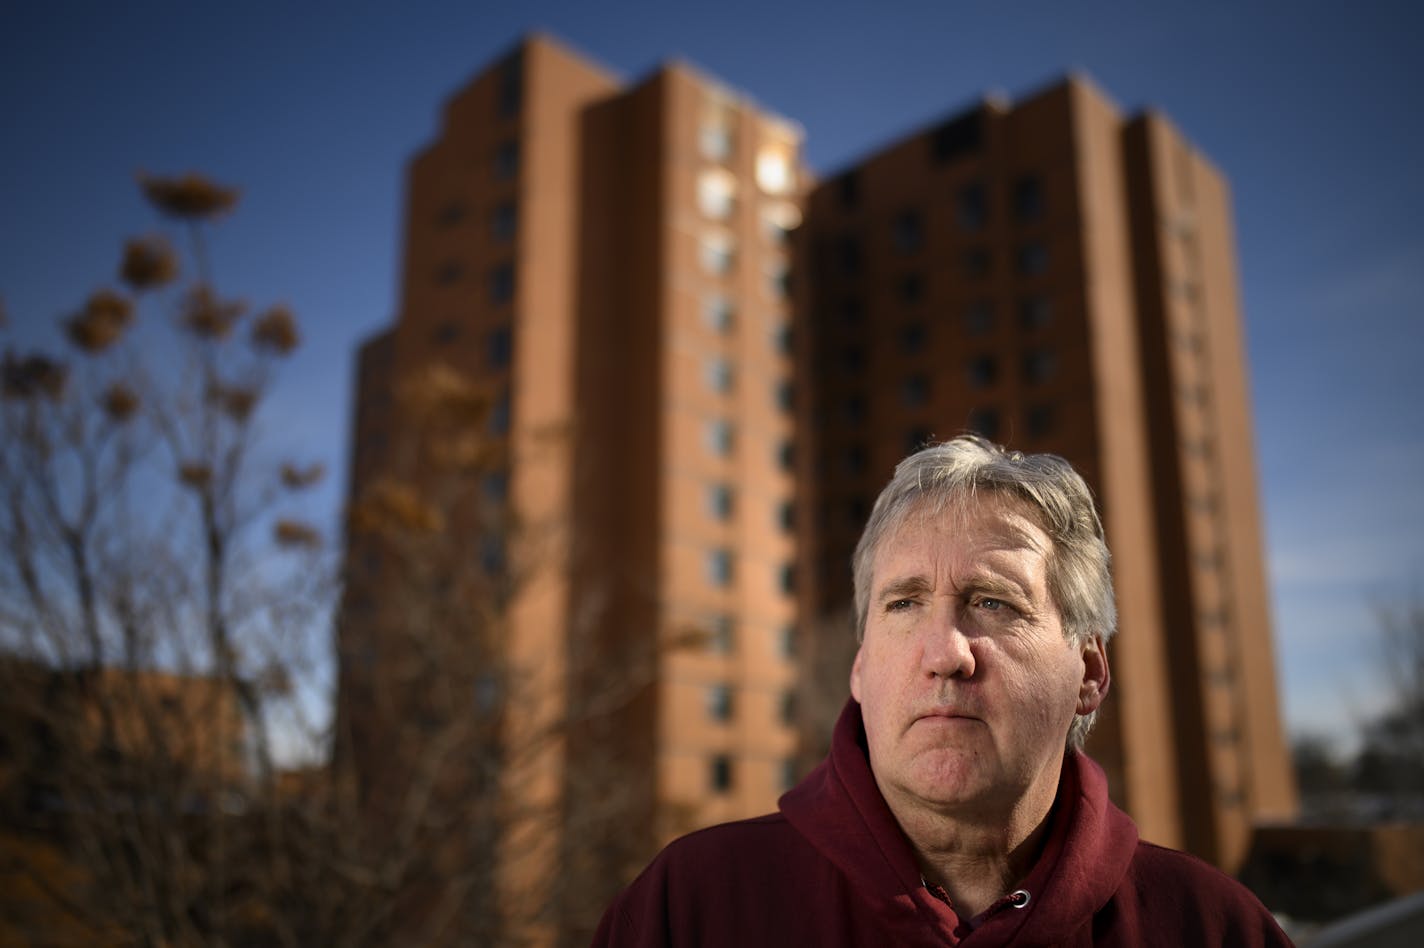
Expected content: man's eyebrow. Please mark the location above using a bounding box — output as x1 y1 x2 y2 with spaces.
876 575 932 600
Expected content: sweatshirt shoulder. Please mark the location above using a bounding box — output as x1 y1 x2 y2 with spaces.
1114 842 1292 945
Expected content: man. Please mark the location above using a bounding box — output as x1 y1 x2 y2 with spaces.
594 437 1291 946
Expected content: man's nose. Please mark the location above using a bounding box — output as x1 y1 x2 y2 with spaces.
922 605 976 680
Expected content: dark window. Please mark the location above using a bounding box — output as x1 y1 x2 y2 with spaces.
902 374 930 408
777 623 797 658
778 500 795 532
1023 348 1058 384
957 181 987 232
707 549 734 586
892 209 924 255
968 407 1000 441
708 615 735 654
491 201 516 241
836 236 862 276
708 484 735 521
840 298 866 326
899 322 928 354
777 439 795 471
490 264 515 304
480 534 506 574
710 754 733 792
436 201 466 228
779 562 796 595
779 690 798 726
487 325 512 368
705 295 735 333
1013 174 1045 222
1016 242 1049 276
930 108 984 164
841 345 866 373
435 260 463 285
898 273 924 304
962 247 991 279
707 685 734 722
842 393 866 424
706 420 735 457
776 380 794 412
844 443 867 476
1019 297 1053 330
846 496 868 527
780 758 799 792
774 324 794 355
963 300 994 336
489 390 511 434
494 140 519 180
967 355 997 390
1025 404 1054 438
432 322 459 345
482 471 508 502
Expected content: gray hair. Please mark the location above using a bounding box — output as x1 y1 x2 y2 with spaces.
851 435 1116 749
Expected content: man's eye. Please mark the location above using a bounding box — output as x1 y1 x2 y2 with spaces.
887 599 915 612
978 597 1006 611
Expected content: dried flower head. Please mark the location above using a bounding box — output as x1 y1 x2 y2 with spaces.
101 382 140 422
180 285 245 340
178 463 213 488
120 235 179 290
138 172 239 220
349 481 445 536
207 382 258 422
64 290 135 353
251 305 299 355
274 519 322 549
280 462 325 489
2 351 69 400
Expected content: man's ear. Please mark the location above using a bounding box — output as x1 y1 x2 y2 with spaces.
850 645 865 703
1077 634 1110 715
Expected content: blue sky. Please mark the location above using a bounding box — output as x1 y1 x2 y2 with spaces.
3 1 1421 752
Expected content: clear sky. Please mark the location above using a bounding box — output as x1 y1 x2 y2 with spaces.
3 1 1421 753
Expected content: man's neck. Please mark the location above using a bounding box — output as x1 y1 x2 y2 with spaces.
881 769 1062 919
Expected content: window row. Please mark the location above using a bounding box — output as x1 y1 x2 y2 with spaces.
704 550 797 594
826 349 1061 401
703 424 796 471
826 237 1050 281
707 754 800 794
429 323 512 370
697 616 796 658
433 261 516 305
830 295 1053 336
704 685 798 726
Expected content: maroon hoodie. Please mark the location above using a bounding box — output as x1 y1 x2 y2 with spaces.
593 701 1292 946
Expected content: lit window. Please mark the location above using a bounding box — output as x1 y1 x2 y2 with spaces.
700 232 735 275
707 484 735 521
703 295 734 333
1014 174 1045 221
697 169 736 220
710 754 733 793
892 209 924 255
707 684 734 722
756 142 795 194
700 111 733 162
706 549 734 587
705 419 735 457
705 357 735 394
957 181 987 232
491 201 516 241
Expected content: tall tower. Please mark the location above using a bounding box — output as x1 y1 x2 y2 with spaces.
795 75 1296 872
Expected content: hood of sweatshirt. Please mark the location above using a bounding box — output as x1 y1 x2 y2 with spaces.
779 699 1139 946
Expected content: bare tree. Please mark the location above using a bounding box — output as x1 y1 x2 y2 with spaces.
1352 593 1424 815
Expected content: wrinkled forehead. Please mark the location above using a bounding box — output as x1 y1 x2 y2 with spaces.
880 488 1053 561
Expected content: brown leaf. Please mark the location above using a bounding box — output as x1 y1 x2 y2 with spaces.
274 519 322 549
138 172 239 220
119 235 179 290
280 462 325 489
251 304 299 355
101 381 140 422
64 290 134 353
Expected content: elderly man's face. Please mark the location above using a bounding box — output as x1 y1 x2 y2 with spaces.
850 495 1107 820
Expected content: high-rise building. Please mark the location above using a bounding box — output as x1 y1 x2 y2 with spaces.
337 35 1296 943
795 75 1297 872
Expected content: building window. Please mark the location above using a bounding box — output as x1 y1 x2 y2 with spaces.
432 322 459 345
901 374 930 408
773 323 793 356
494 140 519 180
707 684 734 722
931 108 984 164
491 201 516 242
957 181 987 232
1016 242 1049 276
703 295 734 333
710 754 733 793
892 209 924 255
837 171 860 208
967 355 997 390
898 273 924 304
1019 296 1052 330
778 500 795 532
489 390 511 435
480 534 506 574
487 325 512 369
1023 348 1058 384
780 758 799 792
841 345 866 374
1013 174 1045 222
762 201 800 245
707 484 735 521
968 407 1000 441
756 142 796 195
700 112 733 162
775 379 794 412
777 623 796 658
840 297 865 326
706 549 734 587
697 169 736 220
705 419 735 457
700 233 735 275
846 496 868 526
842 393 866 424
707 614 735 654
705 357 735 394
1025 404 1054 438
844 443 867 476
490 264 515 304
962 247 991 279
779 563 796 595
482 470 508 503
836 236 862 276
963 300 994 336
435 260 463 285
767 262 792 300
777 439 795 471
899 322 928 355
436 201 466 228
779 690 798 726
